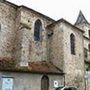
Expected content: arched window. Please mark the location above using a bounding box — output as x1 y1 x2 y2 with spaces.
89 30 90 38
41 75 49 90
34 19 42 41
88 44 90 51
70 33 75 55
0 24 1 32
84 48 88 58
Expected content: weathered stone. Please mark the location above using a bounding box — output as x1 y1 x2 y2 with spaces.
47 20 85 90
0 1 89 90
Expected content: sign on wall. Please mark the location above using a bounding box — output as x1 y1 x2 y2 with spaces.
54 81 58 88
2 78 13 90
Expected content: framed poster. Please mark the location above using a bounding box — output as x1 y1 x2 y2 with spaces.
2 77 13 90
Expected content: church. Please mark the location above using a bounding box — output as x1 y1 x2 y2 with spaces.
0 0 90 90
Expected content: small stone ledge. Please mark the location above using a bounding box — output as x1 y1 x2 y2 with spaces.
20 22 31 30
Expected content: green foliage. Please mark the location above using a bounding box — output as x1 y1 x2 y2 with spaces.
86 63 90 71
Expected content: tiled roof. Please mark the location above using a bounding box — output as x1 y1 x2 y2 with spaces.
0 59 64 75
75 11 89 25
28 61 64 74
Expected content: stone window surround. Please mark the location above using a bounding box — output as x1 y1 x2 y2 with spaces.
70 33 76 55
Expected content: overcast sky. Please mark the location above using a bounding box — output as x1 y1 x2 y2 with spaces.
7 0 90 24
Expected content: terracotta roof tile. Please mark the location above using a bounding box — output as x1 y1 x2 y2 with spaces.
0 59 64 75
28 61 64 74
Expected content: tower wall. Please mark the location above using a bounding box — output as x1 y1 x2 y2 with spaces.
0 2 17 60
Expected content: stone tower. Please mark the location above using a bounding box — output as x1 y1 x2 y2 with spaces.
48 19 85 90
0 0 17 61
75 11 90 90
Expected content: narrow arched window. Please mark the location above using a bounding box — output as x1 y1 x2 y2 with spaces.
41 75 49 90
89 30 90 38
0 24 1 32
70 33 75 55
88 44 90 51
34 19 42 41
84 48 88 58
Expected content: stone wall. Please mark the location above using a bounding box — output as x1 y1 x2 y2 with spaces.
48 21 85 90
0 1 54 66
0 72 64 90
84 37 90 62
15 7 54 66
84 37 90 50
75 24 90 38
47 23 64 70
62 22 85 90
0 1 86 90
76 24 90 62
0 2 17 59
75 23 90 67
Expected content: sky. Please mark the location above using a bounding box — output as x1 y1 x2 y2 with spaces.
7 0 90 24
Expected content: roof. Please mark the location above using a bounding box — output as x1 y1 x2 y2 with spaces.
75 11 89 25
0 58 64 75
28 61 64 74
4 1 55 22
20 5 55 22
5 0 19 9
84 36 90 41
47 18 84 33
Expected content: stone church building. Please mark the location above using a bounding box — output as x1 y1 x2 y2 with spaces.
0 0 90 90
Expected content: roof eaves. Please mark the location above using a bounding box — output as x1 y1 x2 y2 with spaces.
28 61 64 74
5 1 19 9
84 36 90 41
50 62 64 73
19 5 55 22
4 1 55 22
47 18 84 33
0 69 64 75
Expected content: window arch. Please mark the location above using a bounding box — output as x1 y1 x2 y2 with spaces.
89 30 90 38
84 48 88 58
70 33 75 55
41 75 49 90
34 19 42 41
88 44 90 51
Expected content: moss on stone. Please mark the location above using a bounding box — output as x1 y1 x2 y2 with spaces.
86 63 90 71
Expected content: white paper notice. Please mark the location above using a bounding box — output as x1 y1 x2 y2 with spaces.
2 78 13 90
